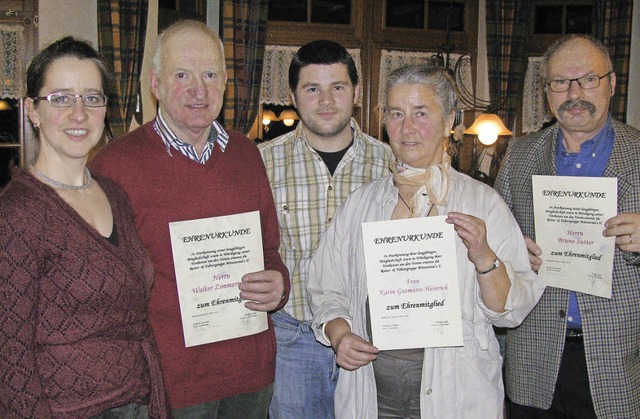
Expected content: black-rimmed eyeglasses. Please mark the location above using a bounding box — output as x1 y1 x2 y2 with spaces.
545 72 612 93
34 93 109 108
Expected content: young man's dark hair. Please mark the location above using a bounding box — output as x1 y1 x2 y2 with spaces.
288 40 358 91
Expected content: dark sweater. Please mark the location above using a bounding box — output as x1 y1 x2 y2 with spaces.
90 121 290 409
0 170 166 418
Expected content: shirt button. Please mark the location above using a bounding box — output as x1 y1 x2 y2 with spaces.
592 153 596 158
576 163 582 169
328 185 333 191
283 205 288 211
426 389 432 395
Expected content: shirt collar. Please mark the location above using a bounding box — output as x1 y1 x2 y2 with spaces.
555 115 613 177
556 115 612 154
154 108 230 156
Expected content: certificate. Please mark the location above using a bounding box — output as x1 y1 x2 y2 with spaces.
533 175 617 298
362 216 463 350
168 211 267 347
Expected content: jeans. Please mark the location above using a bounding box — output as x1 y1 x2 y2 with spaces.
90 403 148 418
268 311 339 419
171 384 273 419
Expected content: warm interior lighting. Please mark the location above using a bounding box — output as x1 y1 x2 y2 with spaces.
464 113 513 145
0 99 12 111
280 109 298 127
262 109 278 126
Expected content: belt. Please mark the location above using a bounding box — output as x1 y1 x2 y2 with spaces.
566 328 584 339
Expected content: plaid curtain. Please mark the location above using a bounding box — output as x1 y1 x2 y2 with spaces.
221 0 268 134
595 0 633 122
97 0 148 138
485 0 532 178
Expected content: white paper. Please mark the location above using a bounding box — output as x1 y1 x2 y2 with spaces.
362 216 463 350
533 175 617 298
168 211 267 347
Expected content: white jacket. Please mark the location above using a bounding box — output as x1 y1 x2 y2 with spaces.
308 168 545 419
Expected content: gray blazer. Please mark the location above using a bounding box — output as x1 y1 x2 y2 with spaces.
494 119 640 418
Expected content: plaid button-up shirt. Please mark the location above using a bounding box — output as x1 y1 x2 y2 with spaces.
259 119 393 321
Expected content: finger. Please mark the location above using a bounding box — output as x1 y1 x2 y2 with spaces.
529 253 542 272
243 299 278 312
340 349 377 370
605 213 640 229
603 225 628 238
242 271 276 284
524 236 541 256
239 280 273 294
616 233 635 246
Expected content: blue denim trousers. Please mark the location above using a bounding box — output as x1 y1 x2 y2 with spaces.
268 311 339 419
171 384 273 419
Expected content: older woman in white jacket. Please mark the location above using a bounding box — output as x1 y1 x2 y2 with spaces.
307 64 545 419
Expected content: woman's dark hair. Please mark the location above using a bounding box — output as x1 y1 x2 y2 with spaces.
26 36 110 99
288 40 358 92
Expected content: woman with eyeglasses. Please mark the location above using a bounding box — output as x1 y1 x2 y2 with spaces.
0 37 167 418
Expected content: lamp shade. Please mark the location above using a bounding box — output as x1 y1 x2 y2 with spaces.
464 113 513 145
0 99 11 111
262 109 278 126
279 109 298 127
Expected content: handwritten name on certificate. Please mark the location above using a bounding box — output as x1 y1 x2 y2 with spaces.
168 211 267 347
362 216 463 350
533 175 617 298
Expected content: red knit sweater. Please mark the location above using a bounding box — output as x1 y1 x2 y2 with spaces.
0 171 165 418
90 122 290 409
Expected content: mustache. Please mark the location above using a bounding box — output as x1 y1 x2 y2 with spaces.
558 99 596 116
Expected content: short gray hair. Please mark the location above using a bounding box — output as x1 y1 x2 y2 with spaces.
543 34 612 78
152 20 226 76
380 63 458 124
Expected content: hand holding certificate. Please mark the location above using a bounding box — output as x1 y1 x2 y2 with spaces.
362 216 463 350
533 175 617 298
169 211 268 347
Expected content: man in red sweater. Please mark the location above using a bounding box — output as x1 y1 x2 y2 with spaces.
91 20 290 417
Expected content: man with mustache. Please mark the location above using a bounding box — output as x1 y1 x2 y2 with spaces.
495 34 640 418
259 40 392 419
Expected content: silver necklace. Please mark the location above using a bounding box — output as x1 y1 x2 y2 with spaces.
30 165 92 191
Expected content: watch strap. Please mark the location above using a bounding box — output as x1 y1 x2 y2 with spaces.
477 258 500 275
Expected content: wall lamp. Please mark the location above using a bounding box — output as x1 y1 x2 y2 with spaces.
279 109 298 127
463 113 513 145
262 109 278 126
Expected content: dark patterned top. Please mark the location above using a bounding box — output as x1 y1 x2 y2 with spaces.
0 170 166 418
